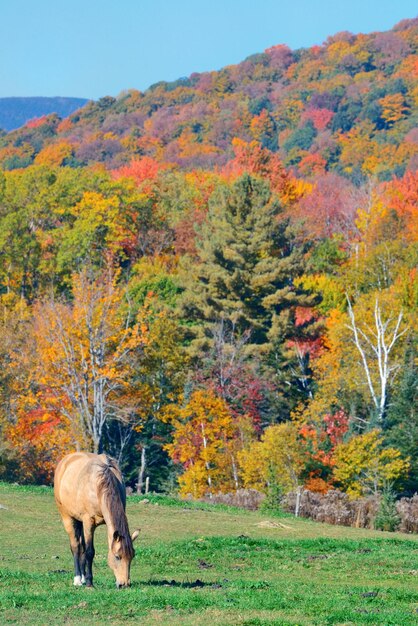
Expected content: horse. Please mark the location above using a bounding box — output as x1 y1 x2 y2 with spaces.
54 452 140 588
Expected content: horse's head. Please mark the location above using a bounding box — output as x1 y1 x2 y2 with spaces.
108 529 140 588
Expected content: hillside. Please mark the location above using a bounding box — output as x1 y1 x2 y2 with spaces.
0 18 416 181
0 18 417 504
1 483 418 625
0 97 88 132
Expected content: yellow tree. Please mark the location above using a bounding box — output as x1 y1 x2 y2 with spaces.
333 430 409 497
34 141 73 167
131 308 188 493
0 293 33 474
378 93 409 127
163 390 241 498
0 294 74 482
346 295 408 422
238 422 305 494
303 287 411 429
32 268 149 453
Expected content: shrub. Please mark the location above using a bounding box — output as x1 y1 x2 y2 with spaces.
374 487 400 531
201 489 264 510
261 474 284 512
282 489 379 529
396 494 418 533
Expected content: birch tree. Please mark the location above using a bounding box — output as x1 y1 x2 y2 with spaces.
32 269 149 453
346 296 408 422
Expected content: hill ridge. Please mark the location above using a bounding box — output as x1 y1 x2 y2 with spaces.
0 96 89 132
0 17 416 182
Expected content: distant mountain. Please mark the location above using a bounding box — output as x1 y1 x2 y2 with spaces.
0 97 89 131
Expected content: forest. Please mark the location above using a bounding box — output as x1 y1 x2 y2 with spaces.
0 18 416 506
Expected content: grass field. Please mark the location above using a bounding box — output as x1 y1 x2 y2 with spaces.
0 482 417 625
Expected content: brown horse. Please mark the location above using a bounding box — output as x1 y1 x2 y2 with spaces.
54 452 139 588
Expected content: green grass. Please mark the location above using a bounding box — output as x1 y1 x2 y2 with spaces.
1 482 417 625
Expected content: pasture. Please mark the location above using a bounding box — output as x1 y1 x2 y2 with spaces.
0 482 417 625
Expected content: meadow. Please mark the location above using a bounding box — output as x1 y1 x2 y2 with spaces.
0 483 417 625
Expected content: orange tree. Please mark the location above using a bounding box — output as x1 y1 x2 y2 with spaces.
7 390 75 483
30 267 150 453
163 390 244 498
299 410 349 493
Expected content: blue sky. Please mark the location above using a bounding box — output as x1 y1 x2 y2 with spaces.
0 0 416 99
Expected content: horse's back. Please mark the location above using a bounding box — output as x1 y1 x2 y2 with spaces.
54 452 116 522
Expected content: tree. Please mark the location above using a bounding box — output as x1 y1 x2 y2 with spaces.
0 293 33 478
385 344 418 494
238 422 305 494
378 93 409 127
163 390 241 498
31 268 149 453
193 319 275 428
282 122 316 153
386 171 418 243
346 296 408 422
294 173 358 240
299 409 349 492
333 429 409 497
6 391 75 483
34 142 73 167
112 156 165 194
249 109 277 151
126 306 188 492
304 108 334 131
0 165 118 300
179 174 316 358
224 139 302 206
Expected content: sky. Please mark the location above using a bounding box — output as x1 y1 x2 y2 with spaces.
0 0 416 100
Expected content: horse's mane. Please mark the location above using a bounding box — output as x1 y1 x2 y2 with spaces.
97 456 134 559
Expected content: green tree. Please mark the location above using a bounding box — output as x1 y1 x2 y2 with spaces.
0 165 110 299
179 174 315 358
374 486 400 531
282 121 316 152
385 345 418 494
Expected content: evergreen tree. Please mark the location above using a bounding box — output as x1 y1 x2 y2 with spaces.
179 174 316 358
385 345 418 495
374 486 400 532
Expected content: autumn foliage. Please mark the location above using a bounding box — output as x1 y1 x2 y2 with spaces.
163 390 240 498
0 18 416 501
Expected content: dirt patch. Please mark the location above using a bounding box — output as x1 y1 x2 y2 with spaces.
255 520 294 529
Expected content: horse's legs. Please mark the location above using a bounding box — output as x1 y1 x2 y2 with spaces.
82 517 96 588
78 524 87 584
61 515 85 586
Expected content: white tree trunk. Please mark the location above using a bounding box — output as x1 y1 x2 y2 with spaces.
346 296 407 421
137 446 147 494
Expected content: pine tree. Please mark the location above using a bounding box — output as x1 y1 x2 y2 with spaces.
385 345 418 495
179 174 316 357
374 486 400 531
